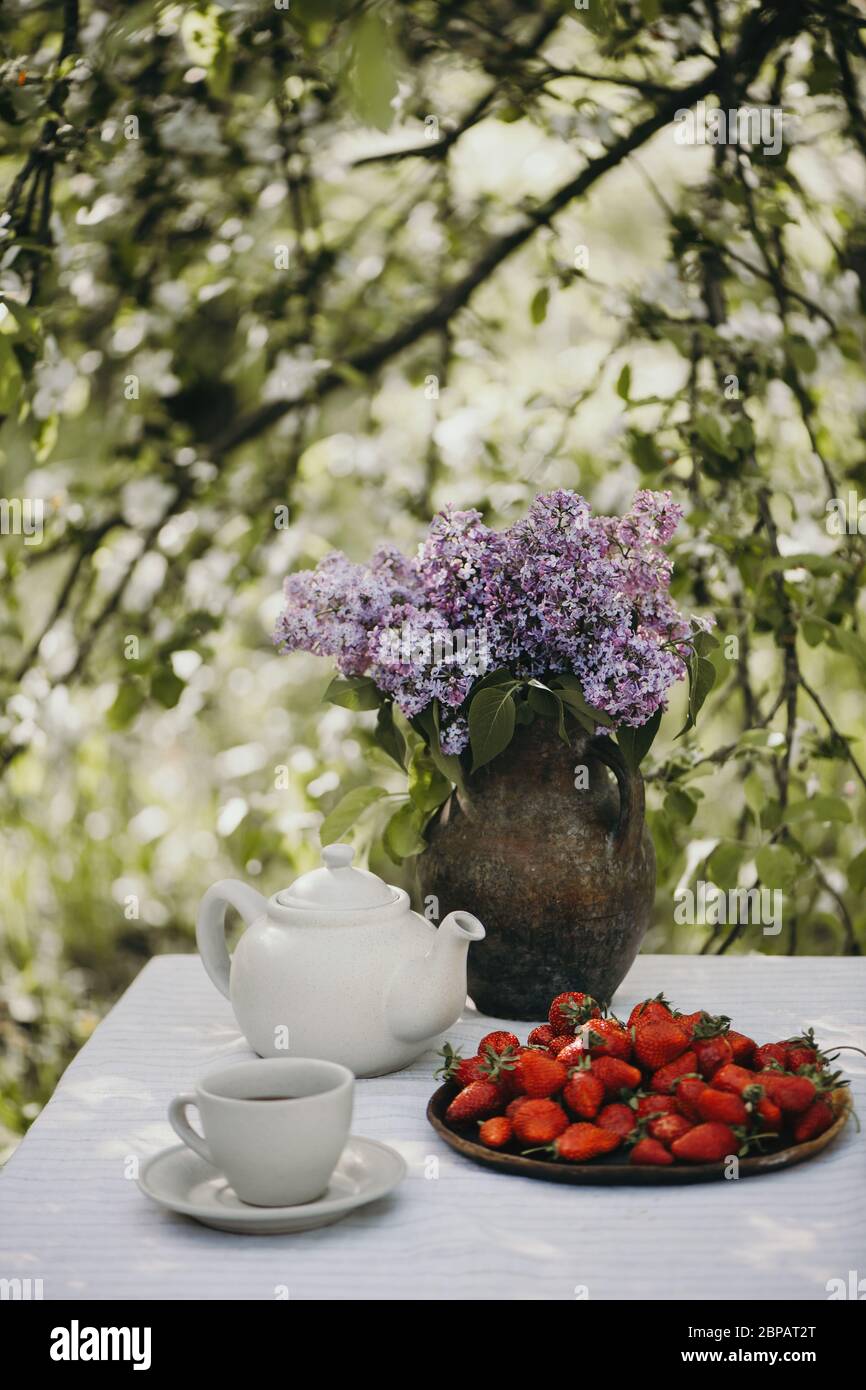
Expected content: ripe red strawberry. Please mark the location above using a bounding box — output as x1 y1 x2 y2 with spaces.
648 1113 694 1147
505 1094 531 1120
785 1031 824 1072
696 1087 748 1126
758 1070 816 1114
671 1122 738 1163
548 1034 575 1056
672 1010 705 1040
752 1093 783 1131
793 1098 835 1143
633 1020 689 1070
585 1017 632 1061
590 1056 642 1097
476 1043 528 1096
555 1038 588 1069
630 1136 674 1167
636 1092 681 1119
626 994 673 1030
512 1098 569 1145
651 1050 698 1094
712 1062 756 1096
512 1050 567 1098
435 1043 486 1087
562 1070 605 1119
548 991 601 1033
785 1045 818 1073
455 1057 486 1086
693 1034 733 1080
479 1030 521 1056
727 1030 756 1065
476 1043 522 1093
674 1076 707 1120
527 1024 555 1049
597 1102 636 1138
552 1123 622 1161
478 1116 513 1149
753 1042 788 1070
445 1080 504 1124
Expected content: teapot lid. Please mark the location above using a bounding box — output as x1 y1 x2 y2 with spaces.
275 844 399 911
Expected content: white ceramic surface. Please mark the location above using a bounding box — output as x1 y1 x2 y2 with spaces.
195 843 485 1076
139 1137 407 1234
168 1057 353 1206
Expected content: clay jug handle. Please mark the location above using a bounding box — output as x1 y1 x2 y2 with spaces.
589 737 645 856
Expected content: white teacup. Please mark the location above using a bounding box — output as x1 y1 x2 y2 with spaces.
168 1058 354 1207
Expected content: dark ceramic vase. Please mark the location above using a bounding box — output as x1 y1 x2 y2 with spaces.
416 721 655 1019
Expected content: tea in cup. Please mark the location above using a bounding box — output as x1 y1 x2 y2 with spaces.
168 1057 353 1206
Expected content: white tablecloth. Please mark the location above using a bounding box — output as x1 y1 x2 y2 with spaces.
1 953 863 1301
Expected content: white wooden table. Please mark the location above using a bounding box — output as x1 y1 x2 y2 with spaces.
1 954 863 1301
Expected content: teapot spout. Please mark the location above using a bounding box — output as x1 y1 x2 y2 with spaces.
387 911 486 1046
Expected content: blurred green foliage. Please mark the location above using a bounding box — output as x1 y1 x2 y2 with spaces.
1 0 865 1156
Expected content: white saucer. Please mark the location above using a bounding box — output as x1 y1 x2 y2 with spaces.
139 1137 406 1234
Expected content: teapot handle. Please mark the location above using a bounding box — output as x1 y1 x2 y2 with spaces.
589 737 645 857
196 879 267 999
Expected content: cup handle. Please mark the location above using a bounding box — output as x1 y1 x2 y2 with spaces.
168 1093 215 1165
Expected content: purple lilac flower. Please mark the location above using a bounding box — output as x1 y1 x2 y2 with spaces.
273 490 703 751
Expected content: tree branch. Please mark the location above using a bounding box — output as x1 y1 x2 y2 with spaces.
212 2 802 462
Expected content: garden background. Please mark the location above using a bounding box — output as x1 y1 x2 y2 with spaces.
1 0 865 1159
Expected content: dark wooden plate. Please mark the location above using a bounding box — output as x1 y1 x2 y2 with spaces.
427 1084 852 1185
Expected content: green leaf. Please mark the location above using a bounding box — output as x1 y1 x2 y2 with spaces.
0 337 23 414
374 702 406 769
787 796 852 824
346 13 399 131
468 686 516 772
323 675 381 711
706 842 743 891
107 680 145 730
755 844 798 891
383 801 427 863
616 707 662 771
664 786 698 824
530 286 550 324
526 685 570 745
0 298 42 348
407 745 452 813
150 669 185 709
692 628 720 656
788 336 817 374
848 848 866 894
676 654 716 738
411 704 465 792
615 363 632 401
832 627 866 673
472 668 520 693
694 413 732 459
320 786 388 845
743 770 768 819
551 676 615 728
630 430 664 474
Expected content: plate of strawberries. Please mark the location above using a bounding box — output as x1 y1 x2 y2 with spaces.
426 991 853 1183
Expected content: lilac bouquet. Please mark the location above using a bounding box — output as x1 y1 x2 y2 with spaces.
274 491 716 848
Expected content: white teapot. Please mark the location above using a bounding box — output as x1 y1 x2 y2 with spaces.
196 844 486 1077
